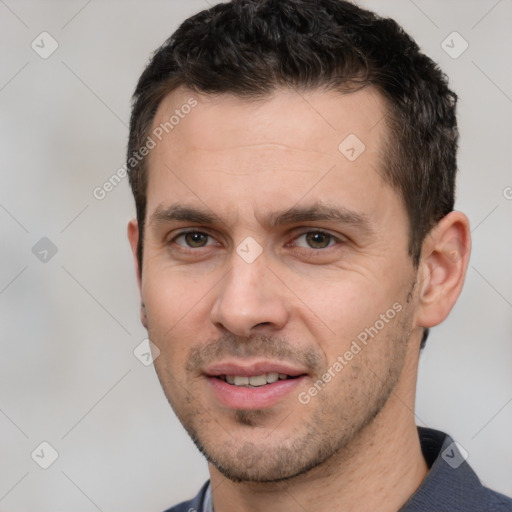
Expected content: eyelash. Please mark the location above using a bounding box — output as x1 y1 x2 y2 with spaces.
170 230 344 251
292 231 338 249
172 231 219 250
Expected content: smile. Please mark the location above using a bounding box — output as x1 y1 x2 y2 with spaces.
205 362 308 409
217 373 292 387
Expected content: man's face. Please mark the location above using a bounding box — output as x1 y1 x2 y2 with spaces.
134 87 420 482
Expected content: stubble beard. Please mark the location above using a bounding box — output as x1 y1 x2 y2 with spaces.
151 304 413 484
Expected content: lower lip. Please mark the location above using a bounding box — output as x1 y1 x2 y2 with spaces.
207 376 306 410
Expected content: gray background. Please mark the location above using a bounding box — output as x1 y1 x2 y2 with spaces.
1 1 511 510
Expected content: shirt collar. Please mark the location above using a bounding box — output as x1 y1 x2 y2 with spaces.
199 427 490 512
400 427 488 511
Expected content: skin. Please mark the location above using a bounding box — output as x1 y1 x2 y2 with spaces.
128 86 471 512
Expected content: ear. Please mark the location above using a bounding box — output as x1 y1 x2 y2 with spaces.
415 211 471 329
127 219 148 328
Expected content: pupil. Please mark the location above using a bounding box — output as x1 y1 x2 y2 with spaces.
186 232 207 247
307 232 330 248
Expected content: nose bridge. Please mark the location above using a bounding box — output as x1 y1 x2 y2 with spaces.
211 249 289 336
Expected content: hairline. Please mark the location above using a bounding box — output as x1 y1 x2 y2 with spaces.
134 83 417 268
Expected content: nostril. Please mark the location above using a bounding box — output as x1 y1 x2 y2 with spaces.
254 322 271 329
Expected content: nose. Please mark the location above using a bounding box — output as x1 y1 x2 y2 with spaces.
210 252 290 338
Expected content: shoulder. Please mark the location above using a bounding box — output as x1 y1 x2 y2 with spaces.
162 481 210 512
400 428 512 512
486 488 512 512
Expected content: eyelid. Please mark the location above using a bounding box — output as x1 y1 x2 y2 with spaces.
287 228 347 247
167 228 347 251
169 229 219 247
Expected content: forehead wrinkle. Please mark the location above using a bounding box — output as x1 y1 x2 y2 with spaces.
186 142 330 155
197 167 326 177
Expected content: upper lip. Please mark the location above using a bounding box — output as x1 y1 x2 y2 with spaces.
204 360 308 378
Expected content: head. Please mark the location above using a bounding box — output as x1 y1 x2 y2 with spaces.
127 0 470 483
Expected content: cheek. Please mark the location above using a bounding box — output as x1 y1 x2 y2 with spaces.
143 260 207 317
295 271 381 324
291 273 404 357
141 269 213 358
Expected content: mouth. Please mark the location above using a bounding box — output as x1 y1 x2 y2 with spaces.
216 373 296 388
204 361 308 409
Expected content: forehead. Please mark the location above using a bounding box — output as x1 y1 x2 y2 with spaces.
145 86 397 223
151 85 387 155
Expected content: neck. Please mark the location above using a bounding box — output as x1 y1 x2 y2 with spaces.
209 348 428 512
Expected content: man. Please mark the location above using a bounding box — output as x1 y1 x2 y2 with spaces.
126 1 512 511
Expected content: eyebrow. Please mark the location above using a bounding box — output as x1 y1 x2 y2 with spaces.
266 204 373 234
150 205 223 226
149 203 373 235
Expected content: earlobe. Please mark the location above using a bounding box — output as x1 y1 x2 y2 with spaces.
127 219 141 285
415 211 471 329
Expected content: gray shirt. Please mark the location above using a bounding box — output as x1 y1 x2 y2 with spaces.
165 427 512 512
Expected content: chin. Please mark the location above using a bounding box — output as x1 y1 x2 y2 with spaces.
191 423 344 484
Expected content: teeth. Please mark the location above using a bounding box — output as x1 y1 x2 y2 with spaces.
249 374 267 386
267 372 279 383
233 376 249 386
224 373 289 387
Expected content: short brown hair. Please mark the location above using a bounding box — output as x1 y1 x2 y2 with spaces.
128 0 458 270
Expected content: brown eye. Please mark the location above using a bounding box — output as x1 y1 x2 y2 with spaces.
303 232 334 249
175 232 211 248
